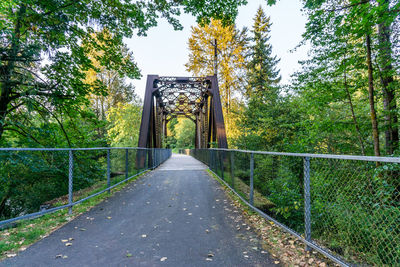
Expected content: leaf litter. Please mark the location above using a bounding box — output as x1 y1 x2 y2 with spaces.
220 184 340 267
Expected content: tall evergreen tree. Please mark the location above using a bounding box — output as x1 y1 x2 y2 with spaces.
237 7 294 151
246 6 281 99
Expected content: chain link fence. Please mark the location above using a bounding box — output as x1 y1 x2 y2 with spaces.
0 147 171 228
184 148 400 266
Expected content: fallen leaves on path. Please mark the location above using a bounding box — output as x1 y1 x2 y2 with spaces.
55 254 68 259
224 193 339 267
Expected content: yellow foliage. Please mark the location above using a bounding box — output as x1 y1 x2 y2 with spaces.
107 103 142 147
186 19 247 143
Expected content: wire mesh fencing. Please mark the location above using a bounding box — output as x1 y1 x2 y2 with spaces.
0 147 171 228
185 148 400 266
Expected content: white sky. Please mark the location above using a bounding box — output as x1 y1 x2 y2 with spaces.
125 0 309 100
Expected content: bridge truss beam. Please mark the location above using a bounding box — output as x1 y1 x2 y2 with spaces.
138 75 228 148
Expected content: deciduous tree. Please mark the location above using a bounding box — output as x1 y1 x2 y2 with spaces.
186 19 248 142
0 0 247 142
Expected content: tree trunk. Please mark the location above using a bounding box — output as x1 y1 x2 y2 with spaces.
378 0 398 155
0 5 26 141
366 34 380 157
0 192 10 218
343 59 366 155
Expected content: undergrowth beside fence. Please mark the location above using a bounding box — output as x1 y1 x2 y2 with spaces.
0 148 153 223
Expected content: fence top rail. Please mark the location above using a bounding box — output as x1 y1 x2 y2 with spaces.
0 147 171 152
198 148 400 163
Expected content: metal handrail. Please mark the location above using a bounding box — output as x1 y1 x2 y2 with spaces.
0 147 165 151
208 148 400 163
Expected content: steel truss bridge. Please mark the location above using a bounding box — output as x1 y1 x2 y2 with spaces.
138 75 228 148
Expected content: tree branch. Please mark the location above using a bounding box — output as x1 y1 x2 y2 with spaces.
325 0 369 12
28 97 72 147
6 102 24 113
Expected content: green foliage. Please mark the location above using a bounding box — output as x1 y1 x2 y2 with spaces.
0 0 247 143
165 118 178 149
294 0 400 156
175 118 195 148
0 0 248 221
246 6 280 98
0 149 105 219
229 3 400 263
235 7 300 152
107 101 142 147
181 0 248 26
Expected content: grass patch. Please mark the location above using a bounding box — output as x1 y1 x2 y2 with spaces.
211 170 274 210
233 176 275 210
206 169 258 217
0 170 149 260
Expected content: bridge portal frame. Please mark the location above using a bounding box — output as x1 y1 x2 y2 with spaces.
138 75 228 149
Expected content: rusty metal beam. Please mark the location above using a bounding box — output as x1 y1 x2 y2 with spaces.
138 75 158 148
208 75 228 148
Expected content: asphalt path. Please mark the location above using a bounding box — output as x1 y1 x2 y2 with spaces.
1 154 276 267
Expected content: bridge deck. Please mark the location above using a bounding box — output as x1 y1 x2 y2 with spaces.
1 154 275 266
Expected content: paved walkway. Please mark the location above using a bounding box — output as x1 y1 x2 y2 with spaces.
1 154 276 266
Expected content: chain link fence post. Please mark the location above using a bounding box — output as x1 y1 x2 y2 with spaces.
125 149 129 180
230 151 235 190
147 149 151 169
152 148 155 168
220 151 224 180
68 150 74 215
214 150 217 172
210 150 212 170
304 156 311 251
250 152 254 206
107 149 111 194
210 150 213 170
